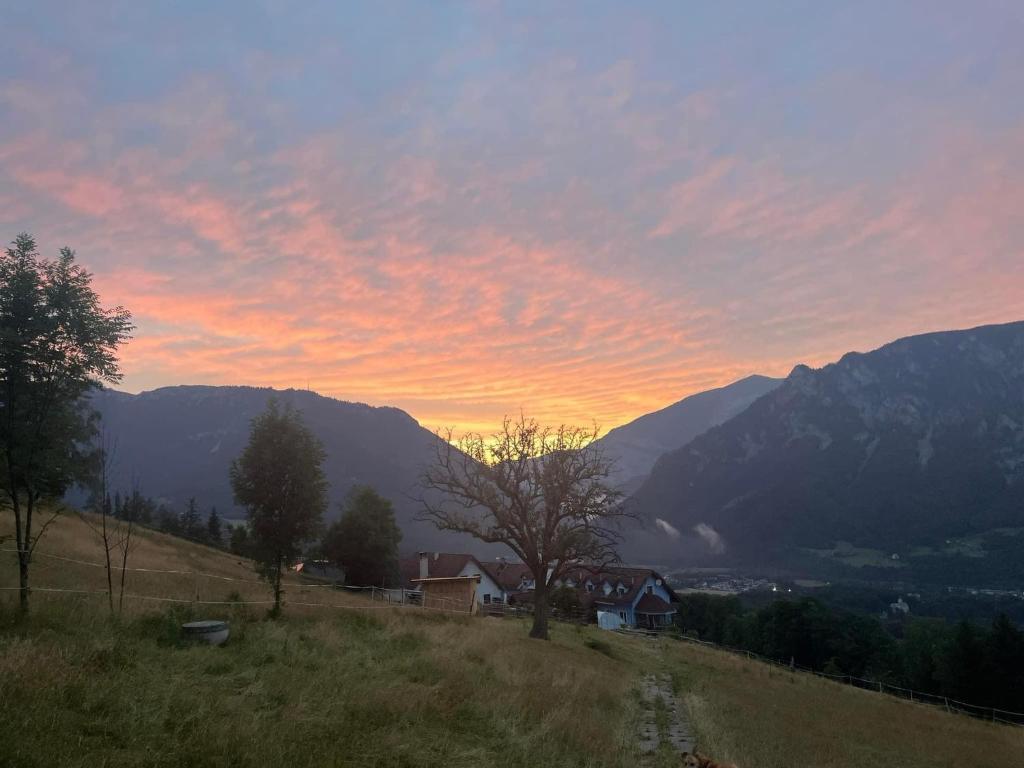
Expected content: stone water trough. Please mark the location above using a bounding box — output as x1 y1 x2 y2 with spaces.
181 620 230 646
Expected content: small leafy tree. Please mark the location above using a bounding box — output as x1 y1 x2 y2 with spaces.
322 486 402 587
230 399 328 614
419 415 628 640
0 233 132 614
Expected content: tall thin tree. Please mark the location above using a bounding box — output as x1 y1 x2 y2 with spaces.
0 234 132 614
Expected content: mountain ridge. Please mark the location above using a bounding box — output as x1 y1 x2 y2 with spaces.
85 384 493 554
627 320 1024 586
594 374 782 489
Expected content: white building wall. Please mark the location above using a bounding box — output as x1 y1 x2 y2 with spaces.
457 560 505 605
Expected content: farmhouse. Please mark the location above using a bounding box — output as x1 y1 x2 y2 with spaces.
565 567 679 630
399 552 508 607
400 553 679 629
484 561 679 630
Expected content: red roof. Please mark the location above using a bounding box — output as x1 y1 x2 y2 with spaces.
481 561 535 592
634 592 676 615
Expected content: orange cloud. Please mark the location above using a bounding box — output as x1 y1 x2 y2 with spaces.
2 53 1023 440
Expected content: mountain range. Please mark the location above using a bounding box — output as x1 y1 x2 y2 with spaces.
627 321 1024 586
86 375 774 555
84 320 1024 586
87 385 485 554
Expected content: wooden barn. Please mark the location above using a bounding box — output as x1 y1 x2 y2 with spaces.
410 574 480 614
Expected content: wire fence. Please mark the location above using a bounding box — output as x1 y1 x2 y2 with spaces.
667 631 1024 727
0 548 475 615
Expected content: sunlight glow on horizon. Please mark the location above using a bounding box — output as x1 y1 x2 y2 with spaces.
3 3 1023 437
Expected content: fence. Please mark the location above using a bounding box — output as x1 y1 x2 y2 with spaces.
0 548 474 615
669 631 1024 727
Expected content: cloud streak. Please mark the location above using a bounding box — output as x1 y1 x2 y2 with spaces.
1 4 1023 435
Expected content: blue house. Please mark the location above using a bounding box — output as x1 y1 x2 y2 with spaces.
552 566 679 631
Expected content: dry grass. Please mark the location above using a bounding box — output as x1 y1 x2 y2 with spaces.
0 510 362 609
0 512 642 767
3 512 1023 767
662 639 1024 768
0 602 640 767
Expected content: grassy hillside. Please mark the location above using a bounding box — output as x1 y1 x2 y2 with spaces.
2 513 1023 767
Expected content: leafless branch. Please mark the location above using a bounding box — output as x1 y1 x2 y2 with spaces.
417 414 635 639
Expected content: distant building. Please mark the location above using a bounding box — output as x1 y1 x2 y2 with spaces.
889 596 910 614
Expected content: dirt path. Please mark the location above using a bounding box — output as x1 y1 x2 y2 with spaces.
637 672 696 760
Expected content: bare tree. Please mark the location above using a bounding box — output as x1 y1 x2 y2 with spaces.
79 433 139 616
114 482 140 614
418 415 629 640
78 428 118 615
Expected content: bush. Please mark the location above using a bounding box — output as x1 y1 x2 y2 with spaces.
584 637 617 659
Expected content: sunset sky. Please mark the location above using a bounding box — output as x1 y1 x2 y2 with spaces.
2 3 1023 435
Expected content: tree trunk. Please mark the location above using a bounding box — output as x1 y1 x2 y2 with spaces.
13 493 31 616
17 550 29 615
271 554 283 616
102 514 114 616
530 583 550 640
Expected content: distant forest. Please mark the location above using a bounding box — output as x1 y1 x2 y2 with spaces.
675 593 1024 716
92 490 252 556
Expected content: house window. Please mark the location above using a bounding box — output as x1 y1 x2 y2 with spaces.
483 594 491 604
619 611 626 621
585 581 594 592
646 586 653 595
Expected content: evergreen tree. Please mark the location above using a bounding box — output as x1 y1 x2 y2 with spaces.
179 497 203 542
206 507 223 548
322 486 402 587
986 614 1024 710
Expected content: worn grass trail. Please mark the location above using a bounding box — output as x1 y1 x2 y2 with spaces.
636 672 695 765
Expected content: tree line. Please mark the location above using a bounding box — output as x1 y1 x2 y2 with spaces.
675 593 1024 714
